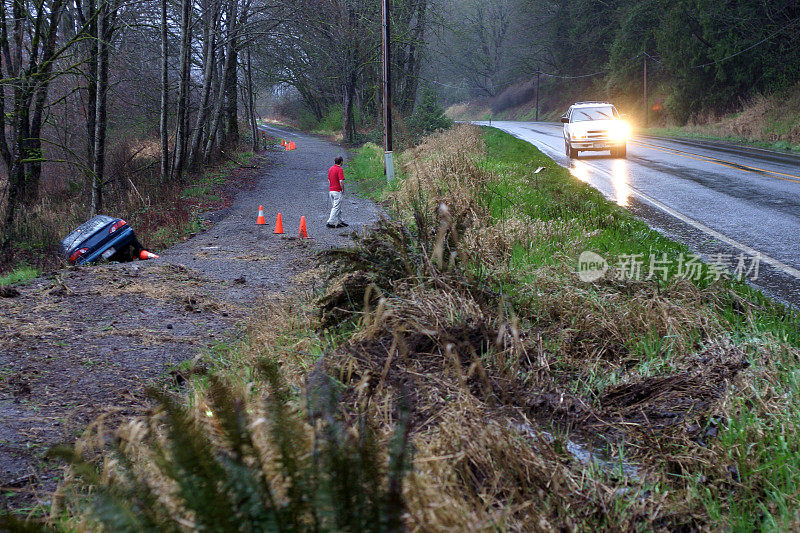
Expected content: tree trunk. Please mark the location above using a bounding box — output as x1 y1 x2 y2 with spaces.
399 0 427 115
187 0 219 169
204 0 237 161
223 32 239 147
246 44 258 152
91 1 111 216
159 0 169 181
171 0 191 179
84 0 98 165
342 72 357 144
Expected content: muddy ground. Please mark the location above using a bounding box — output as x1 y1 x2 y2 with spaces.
0 129 382 513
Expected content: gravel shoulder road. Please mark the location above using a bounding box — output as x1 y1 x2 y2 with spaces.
0 127 382 512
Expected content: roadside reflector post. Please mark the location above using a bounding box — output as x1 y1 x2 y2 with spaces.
381 0 394 181
384 151 395 182
643 55 648 130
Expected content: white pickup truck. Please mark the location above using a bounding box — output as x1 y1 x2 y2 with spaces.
561 102 629 159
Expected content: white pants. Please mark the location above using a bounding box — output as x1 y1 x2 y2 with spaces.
327 191 343 225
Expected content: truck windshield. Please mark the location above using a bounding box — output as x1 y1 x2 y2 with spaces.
571 107 618 122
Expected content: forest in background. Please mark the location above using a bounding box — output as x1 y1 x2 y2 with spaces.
430 0 800 129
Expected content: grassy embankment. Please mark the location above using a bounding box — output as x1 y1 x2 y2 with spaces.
645 82 800 152
14 125 800 531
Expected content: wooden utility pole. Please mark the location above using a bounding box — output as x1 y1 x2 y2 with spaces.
382 0 395 180
643 55 648 129
535 67 540 122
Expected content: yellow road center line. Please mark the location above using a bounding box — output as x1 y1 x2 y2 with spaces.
630 139 800 185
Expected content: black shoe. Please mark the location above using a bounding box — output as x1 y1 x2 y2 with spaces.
336 222 349 228
326 223 337 228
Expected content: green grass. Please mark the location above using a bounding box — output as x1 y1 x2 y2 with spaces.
347 142 395 201
0 265 39 285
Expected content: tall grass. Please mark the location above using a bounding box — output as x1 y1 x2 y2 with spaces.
346 143 390 201
341 124 800 529
650 82 800 151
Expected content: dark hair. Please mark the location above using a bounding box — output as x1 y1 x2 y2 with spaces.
334 156 343 165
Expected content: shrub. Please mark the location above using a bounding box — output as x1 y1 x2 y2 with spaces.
407 87 453 135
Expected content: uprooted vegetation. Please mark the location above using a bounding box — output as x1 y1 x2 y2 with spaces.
11 125 800 531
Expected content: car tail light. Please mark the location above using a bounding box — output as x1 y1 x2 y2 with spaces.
69 247 89 264
109 219 127 234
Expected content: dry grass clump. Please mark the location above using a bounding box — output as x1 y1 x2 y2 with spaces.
227 293 326 390
522 272 725 363
393 125 489 221
405 402 658 532
311 200 753 529
681 83 800 146
463 215 590 271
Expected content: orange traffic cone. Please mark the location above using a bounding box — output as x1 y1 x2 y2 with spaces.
289 141 296 150
139 249 159 260
280 139 286 147
274 213 284 234
256 205 266 225
298 216 308 239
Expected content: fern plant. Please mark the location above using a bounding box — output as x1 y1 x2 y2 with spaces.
2 362 409 532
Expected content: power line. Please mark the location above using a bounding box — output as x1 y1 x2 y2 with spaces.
538 69 605 79
637 51 662 64
424 78 470 90
691 15 800 69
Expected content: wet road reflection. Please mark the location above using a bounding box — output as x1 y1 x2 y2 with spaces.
610 159 630 207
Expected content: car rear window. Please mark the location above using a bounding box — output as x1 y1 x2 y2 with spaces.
572 107 618 122
60 215 115 253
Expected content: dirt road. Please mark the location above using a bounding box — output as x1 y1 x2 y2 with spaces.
0 128 382 512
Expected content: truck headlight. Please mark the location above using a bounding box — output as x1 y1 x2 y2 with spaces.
609 122 630 141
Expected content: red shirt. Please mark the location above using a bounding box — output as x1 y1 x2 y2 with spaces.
328 164 344 192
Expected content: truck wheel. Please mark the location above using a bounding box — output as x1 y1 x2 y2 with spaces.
613 145 627 159
569 145 578 159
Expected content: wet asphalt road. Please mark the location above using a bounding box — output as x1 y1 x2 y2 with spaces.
475 121 800 308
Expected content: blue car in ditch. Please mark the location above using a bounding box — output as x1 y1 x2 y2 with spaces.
60 215 143 265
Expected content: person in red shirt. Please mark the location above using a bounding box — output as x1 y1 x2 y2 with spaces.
326 156 348 228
